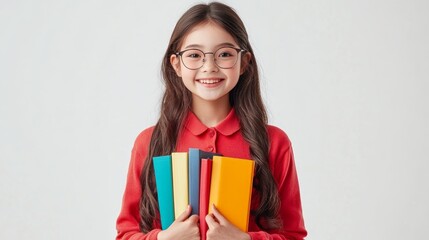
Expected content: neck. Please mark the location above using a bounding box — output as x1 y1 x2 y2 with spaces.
191 95 231 127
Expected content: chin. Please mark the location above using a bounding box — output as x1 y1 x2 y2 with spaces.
192 91 230 103
200 96 223 102
194 94 226 102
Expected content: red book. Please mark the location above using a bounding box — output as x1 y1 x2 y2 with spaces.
199 158 213 240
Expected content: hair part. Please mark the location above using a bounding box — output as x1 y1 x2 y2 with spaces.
139 2 282 232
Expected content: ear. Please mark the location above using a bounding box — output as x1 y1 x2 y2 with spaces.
240 52 252 75
170 54 182 77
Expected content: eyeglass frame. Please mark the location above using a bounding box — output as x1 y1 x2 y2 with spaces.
175 47 246 70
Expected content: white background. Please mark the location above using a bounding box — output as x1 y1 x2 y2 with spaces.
1 0 428 239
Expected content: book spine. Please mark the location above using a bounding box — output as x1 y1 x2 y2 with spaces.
172 152 189 219
153 155 175 229
199 158 213 240
208 156 222 216
188 148 201 215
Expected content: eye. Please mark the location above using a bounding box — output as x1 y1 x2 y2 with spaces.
219 52 233 57
217 48 236 58
183 50 203 59
187 53 201 58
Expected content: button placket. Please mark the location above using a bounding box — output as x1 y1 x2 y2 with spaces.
207 128 217 152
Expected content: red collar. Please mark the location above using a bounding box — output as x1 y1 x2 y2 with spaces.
184 108 241 136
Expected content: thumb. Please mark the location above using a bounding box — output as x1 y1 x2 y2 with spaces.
186 214 199 224
175 205 192 222
211 204 228 225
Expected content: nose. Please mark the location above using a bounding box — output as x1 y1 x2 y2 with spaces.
201 53 218 72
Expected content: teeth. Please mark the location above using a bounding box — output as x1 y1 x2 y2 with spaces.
199 79 221 84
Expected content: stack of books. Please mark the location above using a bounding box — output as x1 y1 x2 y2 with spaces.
152 148 255 239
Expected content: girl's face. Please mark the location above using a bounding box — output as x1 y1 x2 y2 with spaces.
170 22 249 105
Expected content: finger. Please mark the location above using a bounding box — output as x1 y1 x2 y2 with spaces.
210 204 228 225
205 213 219 229
186 214 199 224
175 205 192 222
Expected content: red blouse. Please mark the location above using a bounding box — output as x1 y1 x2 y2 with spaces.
116 109 307 239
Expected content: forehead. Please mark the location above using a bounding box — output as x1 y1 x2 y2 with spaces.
180 22 238 49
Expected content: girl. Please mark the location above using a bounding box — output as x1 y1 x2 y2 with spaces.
116 2 307 240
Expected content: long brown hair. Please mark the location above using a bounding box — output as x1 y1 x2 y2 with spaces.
139 2 281 232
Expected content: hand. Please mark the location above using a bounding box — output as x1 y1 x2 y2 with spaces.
205 205 251 240
157 205 200 240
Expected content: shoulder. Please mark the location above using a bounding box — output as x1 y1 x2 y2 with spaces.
267 125 292 150
132 126 155 154
266 125 295 185
128 126 155 176
135 126 155 143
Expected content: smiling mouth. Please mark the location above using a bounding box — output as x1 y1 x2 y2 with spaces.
198 79 223 84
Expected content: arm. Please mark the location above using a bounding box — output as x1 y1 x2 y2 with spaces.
247 152 306 240
205 159 306 240
116 129 201 240
247 127 307 240
116 129 162 240
204 138 307 240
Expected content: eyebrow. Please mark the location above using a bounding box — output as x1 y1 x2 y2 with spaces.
183 42 237 49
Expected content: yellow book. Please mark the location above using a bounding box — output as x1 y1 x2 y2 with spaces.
208 156 255 232
172 152 189 219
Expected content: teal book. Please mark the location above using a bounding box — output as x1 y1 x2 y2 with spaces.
153 155 174 229
188 148 221 215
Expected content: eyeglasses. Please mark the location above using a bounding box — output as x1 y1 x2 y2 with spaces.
175 47 245 70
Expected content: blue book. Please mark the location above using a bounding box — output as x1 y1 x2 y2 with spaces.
188 148 221 215
153 155 175 229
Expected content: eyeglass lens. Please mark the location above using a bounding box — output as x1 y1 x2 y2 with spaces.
180 47 240 69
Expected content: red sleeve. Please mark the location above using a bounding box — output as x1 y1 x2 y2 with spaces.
248 126 307 240
116 127 161 240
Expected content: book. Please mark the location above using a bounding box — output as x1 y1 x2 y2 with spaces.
188 148 221 216
208 156 255 232
153 155 175 229
199 158 213 240
171 152 189 219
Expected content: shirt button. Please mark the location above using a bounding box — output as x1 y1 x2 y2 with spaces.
208 146 214 152
209 130 215 137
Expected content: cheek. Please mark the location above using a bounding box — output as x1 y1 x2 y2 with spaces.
181 70 195 81
226 68 241 82
180 71 196 89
